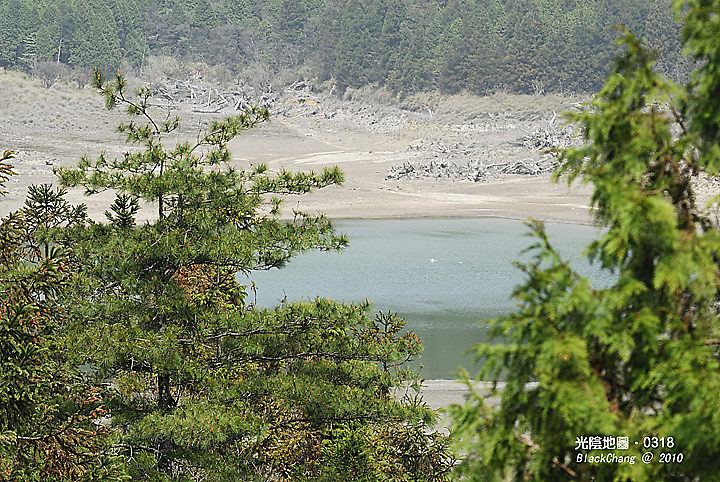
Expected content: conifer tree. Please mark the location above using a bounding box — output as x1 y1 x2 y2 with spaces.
0 150 126 481
104 193 140 229
54 73 449 480
450 2 720 480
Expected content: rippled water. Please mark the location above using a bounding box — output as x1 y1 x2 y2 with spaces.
244 218 610 379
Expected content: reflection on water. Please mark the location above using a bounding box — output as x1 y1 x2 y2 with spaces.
244 218 610 379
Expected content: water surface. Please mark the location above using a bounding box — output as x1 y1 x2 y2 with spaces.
245 218 609 379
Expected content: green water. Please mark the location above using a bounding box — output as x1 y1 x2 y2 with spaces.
245 218 610 379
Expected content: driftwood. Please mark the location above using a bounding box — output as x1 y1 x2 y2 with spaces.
144 80 277 114
385 156 558 182
519 112 576 151
387 112 575 183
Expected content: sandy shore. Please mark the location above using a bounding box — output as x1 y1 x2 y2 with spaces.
0 70 595 225
227 115 595 224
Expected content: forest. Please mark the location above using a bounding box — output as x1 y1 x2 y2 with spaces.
0 0 684 95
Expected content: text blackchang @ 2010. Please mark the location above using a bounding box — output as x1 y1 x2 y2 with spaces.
574 436 684 465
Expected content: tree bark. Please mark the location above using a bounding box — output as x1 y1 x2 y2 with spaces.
158 373 175 410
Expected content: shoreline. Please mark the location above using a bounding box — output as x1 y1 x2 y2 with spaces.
324 211 597 226
275 175 596 226
405 380 505 414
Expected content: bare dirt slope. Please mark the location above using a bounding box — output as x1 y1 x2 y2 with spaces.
0 69 595 223
231 85 595 223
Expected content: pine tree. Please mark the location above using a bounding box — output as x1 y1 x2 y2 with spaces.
449 1 720 480
18 31 37 71
54 73 449 480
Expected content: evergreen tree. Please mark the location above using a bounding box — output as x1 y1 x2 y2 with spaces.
0 0 688 94
104 193 140 229
53 73 449 480
0 0 38 67
277 0 309 43
22 183 86 258
450 1 720 480
18 31 38 71
66 0 122 71
0 150 126 481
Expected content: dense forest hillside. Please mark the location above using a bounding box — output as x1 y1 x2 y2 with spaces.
1 0 683 94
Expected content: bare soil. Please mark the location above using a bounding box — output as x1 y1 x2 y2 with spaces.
0 69 595 224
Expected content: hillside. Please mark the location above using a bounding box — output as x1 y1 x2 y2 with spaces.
1 0 685 95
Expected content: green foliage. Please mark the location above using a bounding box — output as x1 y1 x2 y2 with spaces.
0 150 16 194
316 423 382 481
373 422 455 481
269 419 454 481
0 150 126 481
0 0 683 94
47 73 446 480
105 193 140 229
22 183 87 258
449 2 720 480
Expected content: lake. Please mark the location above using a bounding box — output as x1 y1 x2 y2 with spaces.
244 217 610 379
